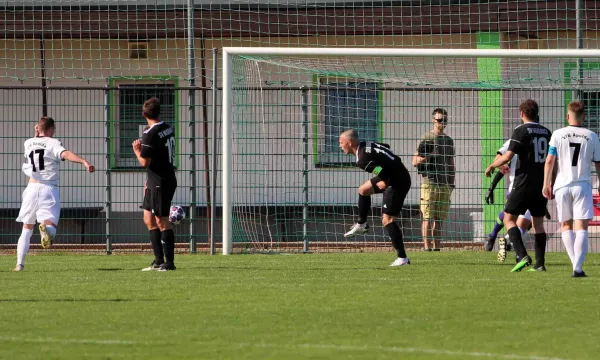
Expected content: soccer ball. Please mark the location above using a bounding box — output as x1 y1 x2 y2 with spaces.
169 205 185 224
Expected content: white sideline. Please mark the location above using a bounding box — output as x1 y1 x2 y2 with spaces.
0 336 569 360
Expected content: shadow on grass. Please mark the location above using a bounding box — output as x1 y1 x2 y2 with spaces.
0 298 159 302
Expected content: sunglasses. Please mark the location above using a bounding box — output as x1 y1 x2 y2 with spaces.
433 117 448 123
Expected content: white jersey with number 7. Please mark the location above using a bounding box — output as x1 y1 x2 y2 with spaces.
549 126 600 192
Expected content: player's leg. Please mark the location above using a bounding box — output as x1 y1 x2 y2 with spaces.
383 184 411 266
36 184 60 249
14 224 35 272
499 212 532 263
555 185 576 268
572 183 593 277
525 193 549 272
14 185 38 271
527 215 547 271
345 177 384 237
485 210 505 251
420 183 433 250
504 190 532 272
141 188 164 271
155 183 177 271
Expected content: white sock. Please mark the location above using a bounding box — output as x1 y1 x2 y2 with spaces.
574 230 588 272
17 228 34 266
46 224 57 238
561 230 575 265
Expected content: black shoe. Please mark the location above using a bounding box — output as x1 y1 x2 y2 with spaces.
158 263 176 272
505 241 513 252
484 236 496 251
527 266 547 272
424 248 433 252
573 270 587 278
432 248 441 252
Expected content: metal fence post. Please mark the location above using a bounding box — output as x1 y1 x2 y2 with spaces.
104 86 112 255
210 48 218 255
187 0 197 253
301 87 309 253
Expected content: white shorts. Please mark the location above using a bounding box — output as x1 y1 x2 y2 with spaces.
555 182 593 222
16 183 61 225
519 210 532 223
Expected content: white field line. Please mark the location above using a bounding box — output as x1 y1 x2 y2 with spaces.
0 336 570 360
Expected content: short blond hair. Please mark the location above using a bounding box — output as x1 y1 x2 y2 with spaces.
340 129 360 145
568 101 585 120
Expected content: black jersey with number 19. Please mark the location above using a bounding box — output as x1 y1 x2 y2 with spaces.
141 122 177 187
507 122 552 191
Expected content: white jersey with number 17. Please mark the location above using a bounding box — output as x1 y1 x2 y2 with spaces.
549 126 600 192
22 137 66 186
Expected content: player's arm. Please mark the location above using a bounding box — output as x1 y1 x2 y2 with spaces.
133 133 153 168
485 134 521 177
61 151 95 173
485 150 515 177
542 154 556 200
485 159 505 205
595 163 600 194
543 135 559 200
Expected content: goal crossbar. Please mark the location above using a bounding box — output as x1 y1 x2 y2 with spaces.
221 47 600 255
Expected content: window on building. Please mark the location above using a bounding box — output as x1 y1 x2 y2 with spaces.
582 91 600 133
317 81 380 166
112 83 176 168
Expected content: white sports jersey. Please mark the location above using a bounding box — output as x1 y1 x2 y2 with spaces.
21 137 66 186
549 126 600 192
497 140 519 192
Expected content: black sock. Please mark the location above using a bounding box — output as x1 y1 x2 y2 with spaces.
149 229 164 264
357 195 371 224
507 226 527 259
385 222 407 258
161 229 175 266
534 233 547 268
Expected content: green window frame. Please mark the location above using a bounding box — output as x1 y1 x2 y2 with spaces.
312 76 383 167
108 77 180 170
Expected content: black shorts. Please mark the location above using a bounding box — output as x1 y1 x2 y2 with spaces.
142 183 177 217
381 181 411 217
504 186 547 218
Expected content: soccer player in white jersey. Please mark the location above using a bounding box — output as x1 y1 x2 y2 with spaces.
13 117 95 272
543 101 600 278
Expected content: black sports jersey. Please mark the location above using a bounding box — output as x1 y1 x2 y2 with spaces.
356 141 410 185
507 122 552 191
141 121 176 186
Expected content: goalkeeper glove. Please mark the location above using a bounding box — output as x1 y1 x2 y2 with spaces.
485 188 494 205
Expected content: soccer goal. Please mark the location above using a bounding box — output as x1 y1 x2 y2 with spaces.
221 47 600 255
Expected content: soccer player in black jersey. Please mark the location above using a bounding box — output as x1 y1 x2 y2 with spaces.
339 129 412 266
485 99 551 272
132 97 178 271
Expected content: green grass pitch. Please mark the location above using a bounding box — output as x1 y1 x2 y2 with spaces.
0 252 599 360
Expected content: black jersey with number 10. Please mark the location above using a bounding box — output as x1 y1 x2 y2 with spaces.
507 122 552 191
141 122 176 186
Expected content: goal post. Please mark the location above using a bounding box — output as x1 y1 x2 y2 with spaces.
222 47 600 255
